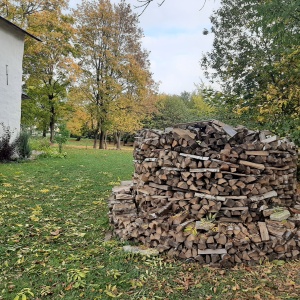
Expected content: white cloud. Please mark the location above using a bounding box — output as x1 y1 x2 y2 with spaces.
69 0 220 94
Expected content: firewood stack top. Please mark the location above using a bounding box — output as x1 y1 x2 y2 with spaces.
109 120 300 267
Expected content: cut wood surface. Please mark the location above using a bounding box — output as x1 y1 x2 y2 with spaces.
258 222 270 241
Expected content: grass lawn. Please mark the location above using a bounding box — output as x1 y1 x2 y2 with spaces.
0 146 299 300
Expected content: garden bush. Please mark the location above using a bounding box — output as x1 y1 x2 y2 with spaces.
29 137 66 158
0 124 18 161
16 131 31 159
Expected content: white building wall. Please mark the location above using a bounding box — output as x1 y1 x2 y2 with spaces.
0 20 25 140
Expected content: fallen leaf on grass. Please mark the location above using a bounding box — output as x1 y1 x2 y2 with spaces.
50 229 61 236
75 232 86 237
65 284 73 291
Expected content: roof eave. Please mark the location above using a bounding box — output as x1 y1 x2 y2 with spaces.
0 16 42 42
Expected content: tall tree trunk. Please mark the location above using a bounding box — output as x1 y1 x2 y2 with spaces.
115 131 122 150
49 110 55 143
104 131 107 149
99 130 106 149
49 97 55 143
93 120 101 149
93 132 98 149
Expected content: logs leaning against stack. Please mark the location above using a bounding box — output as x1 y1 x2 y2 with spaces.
109 120 300 267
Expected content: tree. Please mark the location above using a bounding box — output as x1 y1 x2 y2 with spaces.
65 87 93 139
73 0 155 149
190 87 215 120
146 94 191 129
202 0 300 142
109 89 157 149
23 6 76 142
0 0 68 28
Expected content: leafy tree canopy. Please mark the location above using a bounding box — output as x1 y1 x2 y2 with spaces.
202 0 300 144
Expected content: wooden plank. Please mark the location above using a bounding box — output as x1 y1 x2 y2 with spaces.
190 168 220 173
198 249 227 255
144 158 158 162
180 153 210 161
113 203 136 212
258 222 270 241
261 135 278 143
149 182 171 191
161 167 186 172
120 180 133 186
223 124 238 137
225 195 248 200
220 207 248 211
265 166 290 171
172 128 196 141
239 160 265 170
249 190 277 202
151 195 168 199
194 193 247 201
194 193 226 201
112 185 131 194
221 171 260 178
212 120 237 137
115 194 133 200
211 158 232 165
245 151 269 156
136 189 150 195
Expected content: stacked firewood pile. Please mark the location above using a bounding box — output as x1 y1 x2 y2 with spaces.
109 120 300 266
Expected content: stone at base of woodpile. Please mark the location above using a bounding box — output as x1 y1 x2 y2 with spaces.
108 120 300 267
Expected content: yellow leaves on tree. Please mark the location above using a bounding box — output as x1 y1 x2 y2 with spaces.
258 46 300 126
73 0 156 149
22 4 76 142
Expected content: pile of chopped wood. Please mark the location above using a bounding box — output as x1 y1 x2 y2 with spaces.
109 120 300 266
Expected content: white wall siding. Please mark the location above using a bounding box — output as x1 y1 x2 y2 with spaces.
0 20 25 140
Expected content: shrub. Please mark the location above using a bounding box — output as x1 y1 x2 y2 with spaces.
29 137 51 152
16 131 31 159
54 124 70 153
29 136 67 159
0 124 18 162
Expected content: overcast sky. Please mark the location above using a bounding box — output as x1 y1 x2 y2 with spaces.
69 0 220 95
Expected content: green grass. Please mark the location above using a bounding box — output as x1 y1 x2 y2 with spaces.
0 147 299 300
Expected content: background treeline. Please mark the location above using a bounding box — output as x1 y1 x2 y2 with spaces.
1 0 299 148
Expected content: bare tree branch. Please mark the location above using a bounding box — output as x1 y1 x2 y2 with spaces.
134 0 166 16
134 0 208 16
199 0 207 11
